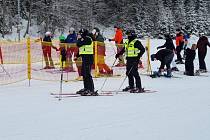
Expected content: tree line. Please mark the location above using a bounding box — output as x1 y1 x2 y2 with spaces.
0 0 210 38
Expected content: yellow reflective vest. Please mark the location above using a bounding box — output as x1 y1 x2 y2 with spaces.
79 39 94 55
124 39 140 57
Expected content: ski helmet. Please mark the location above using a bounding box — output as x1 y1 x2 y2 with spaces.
126 30 136 36
79 28 89 37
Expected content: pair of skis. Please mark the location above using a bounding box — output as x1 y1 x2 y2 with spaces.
51 89 157 98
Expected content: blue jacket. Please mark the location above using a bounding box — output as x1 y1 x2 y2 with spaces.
65 32 77 43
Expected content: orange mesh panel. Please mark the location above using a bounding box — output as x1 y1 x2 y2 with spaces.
0 41 27 85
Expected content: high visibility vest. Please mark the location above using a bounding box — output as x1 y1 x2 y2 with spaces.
79 38 94 55
124 39 140 57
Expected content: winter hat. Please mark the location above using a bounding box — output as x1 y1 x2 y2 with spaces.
45 31 51 36
92 29 96 35
69 27 75 32
151 54 156 61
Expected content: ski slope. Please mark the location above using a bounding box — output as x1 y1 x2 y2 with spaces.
0 39 210 140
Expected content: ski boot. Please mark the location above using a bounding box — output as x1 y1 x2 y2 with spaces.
164 70 172 78
150 71 161 78
76 88 87 94
122 86 135 92
90 90 99 96
130 88 145 93
80 90 98 96
198 69 207 73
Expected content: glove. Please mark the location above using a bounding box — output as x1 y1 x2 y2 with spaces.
115 53 120 59
108 39 112 42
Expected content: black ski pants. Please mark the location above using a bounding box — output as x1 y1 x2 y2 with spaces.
126 59 142 89
185 48 196 76
159 53 174 71
176 46 183 62
198 47 207 70
81 56 94 91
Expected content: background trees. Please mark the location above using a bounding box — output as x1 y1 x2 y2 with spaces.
0 0 210 38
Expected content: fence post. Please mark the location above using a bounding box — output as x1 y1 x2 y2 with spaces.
146 37 152 74
94 41 99 77
0 46 3 64
27 37 31 86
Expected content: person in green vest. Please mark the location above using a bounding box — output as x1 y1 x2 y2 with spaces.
115 30 145 93
75 29 97 96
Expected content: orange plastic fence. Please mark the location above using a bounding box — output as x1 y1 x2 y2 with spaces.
0 38 150 85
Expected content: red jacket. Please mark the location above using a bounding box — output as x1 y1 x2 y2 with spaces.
176 33 184 47
112 28 123 44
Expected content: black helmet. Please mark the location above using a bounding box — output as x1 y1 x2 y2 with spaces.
126 30 136 36
79 28 89 37
93 27 100 33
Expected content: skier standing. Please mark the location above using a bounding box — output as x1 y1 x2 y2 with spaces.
109 26 125 67
64 27 77 72
184 31 198 76
115 30 145 93
196 33 210 73
175 29 184 64
75 29 96 95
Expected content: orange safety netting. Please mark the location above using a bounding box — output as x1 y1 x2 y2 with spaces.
0 38 151 85
0 41 27 85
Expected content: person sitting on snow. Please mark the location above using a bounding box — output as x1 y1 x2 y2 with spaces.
150 49 174 78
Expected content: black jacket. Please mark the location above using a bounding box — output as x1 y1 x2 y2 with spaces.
158 38 175 51
155 49 173 61
43 36 52 42
197 36 210 53
155 49 173 69
118 37 145 61
77 36 94 64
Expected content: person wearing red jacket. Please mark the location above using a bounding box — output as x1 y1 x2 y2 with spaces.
175 29 184 64
109 26 125 67
197 33 210 73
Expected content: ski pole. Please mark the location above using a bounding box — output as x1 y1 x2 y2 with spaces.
59 61 64 101
58 47 67 101
116 65 134 94
99 58 117 91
